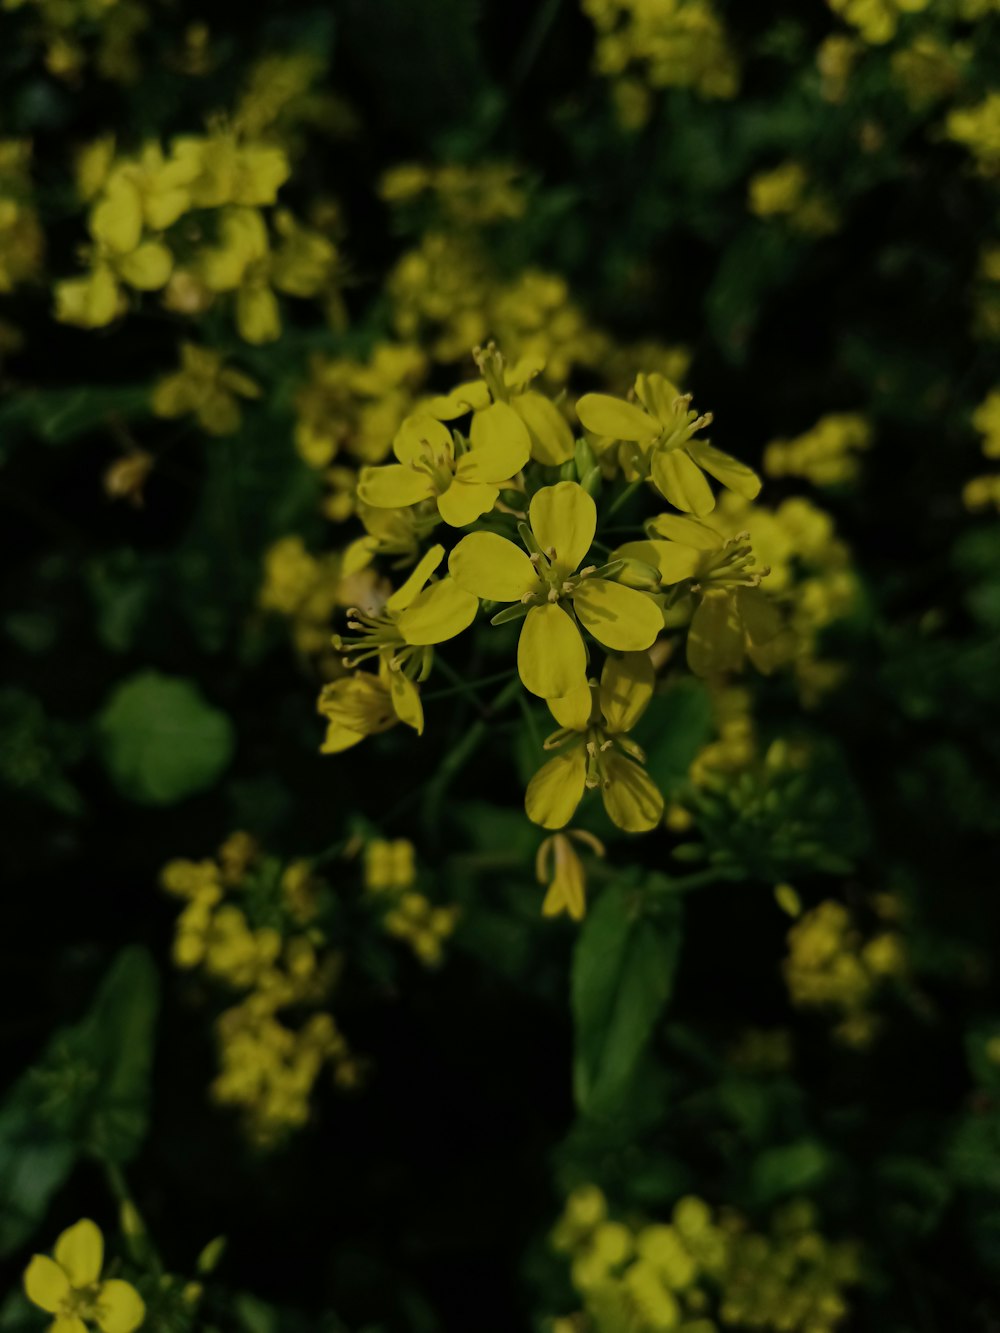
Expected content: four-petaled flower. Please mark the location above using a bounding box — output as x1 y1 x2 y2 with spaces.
24 1219 145 1333
357 404 530 527
576 373 760 515
526 652 664 832
449 481 663 699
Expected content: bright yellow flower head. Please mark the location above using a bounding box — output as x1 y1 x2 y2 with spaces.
526 652 664 832
576 373 760 514
357 404 530 528
24 1219 145 1333
450 481 662 699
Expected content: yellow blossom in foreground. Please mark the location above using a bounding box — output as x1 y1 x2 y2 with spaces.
535 829 605 920
151 342 260 436
450 482 662 699
318 663 402 749
24 1219 145 1333
526 653 663 832
577 374 759 514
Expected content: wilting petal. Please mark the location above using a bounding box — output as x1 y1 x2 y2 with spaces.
95 1280 146 1333
386 545 445 611
573 579 662 651
24 1256 71 1313
525 745 588 829
576 393 659 443
687 588 744 677
602 752 664 832
466 401 531 479
357 463 435 510
687 440 761 500
512 392 575 466
437 478 498 528
518 603 588 699
397 579 478 645
548 679 594 731
600 652 654 734
529 482 596 578
651 448 715 515
449 532 539 601
54 1219 103 1288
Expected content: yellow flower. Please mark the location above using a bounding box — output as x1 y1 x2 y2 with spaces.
151 342 260 436
358 405 529 528
24 1219 145 1333
54 264 124 328
450 481 662 699
526 652 664 832
171 131 290 208
198 206 281 344
617 514 783 677
535 829 605 920
364 838 416 892
318 668 401 750
576 374 759 514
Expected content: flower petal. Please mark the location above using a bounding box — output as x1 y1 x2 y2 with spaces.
525 745 588 829
424 381 491 419
389 670 424 734
386 545 445 612
576 393 659 442
518 604 588 699
393 414 454 466
529 482 596 578
512 392 575 466
687 588 744 677
357 463 435 510
651 448 715 515
236 284 281 344
437 478 498 528
449 532 539 601
548 680 594 731
600 652 654 734
615 539 702 585
737 588 786 674
686 440 761 500
602 753 664 832
646 513 723 550
54 1219 103 1288
573 579 662 652
24 1256 71 1314
116 242 173 291
397 578 478 645
96 1279 146 1333
634 373 681 424
465 401 531 479
52 1318 89 1333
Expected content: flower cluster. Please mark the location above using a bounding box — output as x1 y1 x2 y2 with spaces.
825 0 931 46
363 838 459 965
747 163 839 238
763 414 871 488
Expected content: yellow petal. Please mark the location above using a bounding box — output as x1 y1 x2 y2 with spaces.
646 513 723 550
424 381 491 419
737 588 785 674
518 603 587 699
449 532 539 601
236 284 281 344
357 464 435 509
576 393 659 442
651 448 715 515
548 679 594 731
600 652 654 733
24 1255 71 1313
52 1318 88 1333
686 440 761 500
397 578 478 645
116 241 172 290
529 482 596 577
150 372 193 419
525 745 588 829
393 414 454 466
437 478 498 528
512 392 575 466
54 1219 103 1288
602 753 664 832
96 1280 145 1333
572 579 662 651
389 670 424 734
614 539 702 585
465 401 531 480
543 850 586 920
89 176 142 255
320 721 366 753
634 373 681 425
386 545 444 611
687 588 744 677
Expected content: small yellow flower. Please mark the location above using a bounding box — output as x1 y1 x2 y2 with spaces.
526 652 664 832
317 665 401 750
535 829 605 921
576 374 759 514
24 1219 145 1333
151 342 260 436
450 481 662 699
357 405 530 528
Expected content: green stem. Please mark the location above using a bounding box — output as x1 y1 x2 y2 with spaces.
605 478 643 519
423 675 523 832
422 668 517 703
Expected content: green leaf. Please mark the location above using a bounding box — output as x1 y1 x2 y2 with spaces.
97 671 235 805
572 882 682 1117
0 385 150 444
636 679 714 794
748 1138 834 1206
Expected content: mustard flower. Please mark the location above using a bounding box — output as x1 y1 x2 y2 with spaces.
151 342 261 436
535 829 605 921
576 373 759 514
199 206 280 344
449 481 662 699
24 1219 145 1333
357 404 530 527
526 652 663 832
